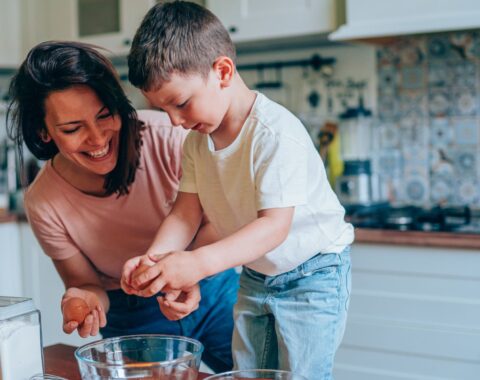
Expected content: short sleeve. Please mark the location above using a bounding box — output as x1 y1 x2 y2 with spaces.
253 130 308 210
24 195 81 261
178 133 198 194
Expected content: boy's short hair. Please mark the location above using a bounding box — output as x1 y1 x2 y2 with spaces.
128 1 236 91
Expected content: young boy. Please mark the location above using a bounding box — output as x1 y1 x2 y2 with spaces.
121 2 354 378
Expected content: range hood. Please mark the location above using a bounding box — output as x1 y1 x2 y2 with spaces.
329 0 480 41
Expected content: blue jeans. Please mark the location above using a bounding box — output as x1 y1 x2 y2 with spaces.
232 247 351 380
101 269 239 373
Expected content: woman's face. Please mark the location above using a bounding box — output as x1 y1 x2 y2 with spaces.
43 85 122 176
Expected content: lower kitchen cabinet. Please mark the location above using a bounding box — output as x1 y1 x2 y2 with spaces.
0 222 22 296
333 243 480 380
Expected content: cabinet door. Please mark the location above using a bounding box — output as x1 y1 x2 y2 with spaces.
207 0 338 43
0 223 22 296
44 0 155 55
0 0 22 66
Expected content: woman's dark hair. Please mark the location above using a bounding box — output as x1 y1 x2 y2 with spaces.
6 40 144 196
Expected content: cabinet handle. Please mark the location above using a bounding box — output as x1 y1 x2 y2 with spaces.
123 38 132 46
228 26 238 34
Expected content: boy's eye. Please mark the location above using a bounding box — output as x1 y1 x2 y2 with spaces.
176 99 189 109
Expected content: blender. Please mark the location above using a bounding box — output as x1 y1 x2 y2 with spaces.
335 95 380 209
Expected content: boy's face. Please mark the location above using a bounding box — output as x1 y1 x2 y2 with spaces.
142 70 229 135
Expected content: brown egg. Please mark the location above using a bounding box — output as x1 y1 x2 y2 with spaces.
133 264 155 290
63 297 90 323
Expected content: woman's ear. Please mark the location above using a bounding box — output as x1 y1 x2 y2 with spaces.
213 56 235 88
40 129 52 143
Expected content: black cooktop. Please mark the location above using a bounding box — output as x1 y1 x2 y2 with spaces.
346 204 480 233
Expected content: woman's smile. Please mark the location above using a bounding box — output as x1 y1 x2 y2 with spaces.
83 140 112 159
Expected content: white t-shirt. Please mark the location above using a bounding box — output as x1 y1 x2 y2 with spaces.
179 92 354 276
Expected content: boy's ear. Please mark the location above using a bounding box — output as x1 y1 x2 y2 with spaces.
212 56 235 87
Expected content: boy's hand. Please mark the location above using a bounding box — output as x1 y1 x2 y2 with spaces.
132 250 205 297
121 255 156 295
157 285 201 320
61 287 107 338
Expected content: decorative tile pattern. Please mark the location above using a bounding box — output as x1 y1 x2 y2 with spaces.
376 30 480 207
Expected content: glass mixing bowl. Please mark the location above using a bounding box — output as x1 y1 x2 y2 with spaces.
204 369 307 380
75 334 203 379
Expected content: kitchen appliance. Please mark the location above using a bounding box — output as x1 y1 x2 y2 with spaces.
335 96 383 207
335 160 372 206
75 334 203 379
0 296 44 379
205 369 307 380
347 204 478 233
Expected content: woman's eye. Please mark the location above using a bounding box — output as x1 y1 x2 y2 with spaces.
62 127 80 134
98 113 112 120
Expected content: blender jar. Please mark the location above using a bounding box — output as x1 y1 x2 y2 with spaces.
0 296 44 379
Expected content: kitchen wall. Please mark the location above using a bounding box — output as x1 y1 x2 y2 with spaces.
235 30 480 210
2 30 480 211
236 44 377 148
375 30 480 208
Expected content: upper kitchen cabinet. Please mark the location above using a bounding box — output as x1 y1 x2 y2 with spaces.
330 0 480 41
206 0 342 44
0 0 155 67
41 0 155 55
0 0 44 68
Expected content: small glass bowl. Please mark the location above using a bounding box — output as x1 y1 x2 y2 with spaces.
75 334 203 379
29 375 67 380
204 369 307 380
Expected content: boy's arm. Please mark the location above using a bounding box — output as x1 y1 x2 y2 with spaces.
121 191 203 292
197 207 294 275
147 191 204 255
132 206 294 296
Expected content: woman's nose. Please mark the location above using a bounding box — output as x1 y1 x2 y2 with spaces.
87 125 106 146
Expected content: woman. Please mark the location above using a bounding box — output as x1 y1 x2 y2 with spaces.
6 41 238 373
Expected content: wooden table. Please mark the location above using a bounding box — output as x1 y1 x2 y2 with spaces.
44 344 210 379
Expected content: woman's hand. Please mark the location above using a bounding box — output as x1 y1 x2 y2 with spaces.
157 285 201 320
61 287 107 338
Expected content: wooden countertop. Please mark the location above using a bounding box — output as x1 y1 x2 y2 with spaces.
44 343 211 379
355 228 480 250
0 211 27 223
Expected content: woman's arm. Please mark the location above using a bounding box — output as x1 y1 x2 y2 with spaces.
53 253 109 338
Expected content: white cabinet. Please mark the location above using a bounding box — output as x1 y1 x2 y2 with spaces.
330 0 480 40
0 0 155 67
42 0 155 56
0 0 40 67
206 0 340 43
0 222 22 296
334 243 480 379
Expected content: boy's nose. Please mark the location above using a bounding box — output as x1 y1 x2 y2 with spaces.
168 111 185 127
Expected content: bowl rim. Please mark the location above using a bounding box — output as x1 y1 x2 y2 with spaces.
204 369 306 379
74 334 204 370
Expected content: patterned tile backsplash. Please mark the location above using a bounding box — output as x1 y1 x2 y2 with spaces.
376 30 480 208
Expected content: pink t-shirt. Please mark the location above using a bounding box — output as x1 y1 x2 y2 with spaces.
24 110 188 285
